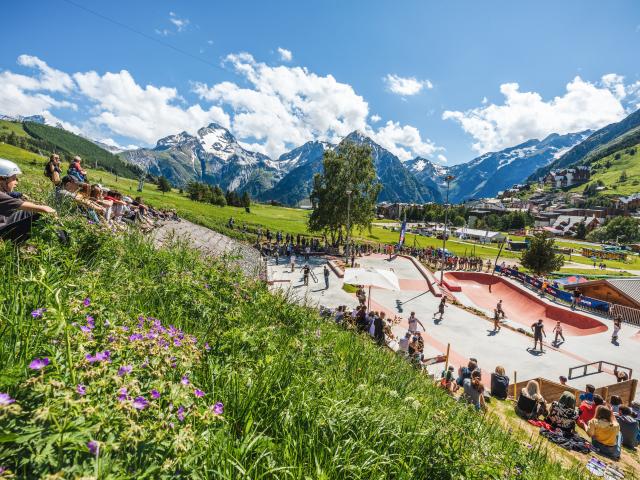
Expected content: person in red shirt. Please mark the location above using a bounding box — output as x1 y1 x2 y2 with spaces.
577 393 604 430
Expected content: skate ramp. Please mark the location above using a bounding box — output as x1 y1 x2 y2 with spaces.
444 272 608 336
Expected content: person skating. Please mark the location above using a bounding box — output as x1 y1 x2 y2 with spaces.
290 253 296 272
407 311 425 334
302 264 310 286
552 321 565 345
496 299 505 319
323 264 330 289
434 297 447 321
531 319 546 352
611 316 622 345
493 308 501 332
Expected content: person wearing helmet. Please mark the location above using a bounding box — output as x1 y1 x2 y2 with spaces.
0 158 56 241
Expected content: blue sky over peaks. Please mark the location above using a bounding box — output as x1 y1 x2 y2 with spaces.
1 0 639 164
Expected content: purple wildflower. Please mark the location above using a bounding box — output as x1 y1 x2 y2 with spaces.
31 308 46 318
76 384 86 396
194 389 205 398
204 283 210 289
80 325 92 333
96 350 111 362
28 357 50 370
87 440 99 456
128 333 143 342
83 297 91 307
104 319 110 327
212 402 224 415
118 365 133 376
121 326 129 332
173 338 182 347
133 396 149 410
180 375 190 385
0 393 15 405
177 406 185 421
150 389 160 399
86 315 95 327
204 342 211 352
117 387 128 402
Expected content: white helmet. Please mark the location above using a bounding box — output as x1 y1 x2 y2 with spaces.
0 158 22 178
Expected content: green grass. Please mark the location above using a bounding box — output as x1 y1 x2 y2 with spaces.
0 213 594 479
0 120 29 137
571 143 640 196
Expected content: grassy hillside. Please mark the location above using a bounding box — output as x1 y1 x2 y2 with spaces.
0 119 29 137
572 143 640 196
0 211 593 478
22 121 142 179
4 141 640 273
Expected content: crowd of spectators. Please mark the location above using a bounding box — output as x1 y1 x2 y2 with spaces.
0 156 178 242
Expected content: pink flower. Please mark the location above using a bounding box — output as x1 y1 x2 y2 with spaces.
181 375 190 385
194 389 205 398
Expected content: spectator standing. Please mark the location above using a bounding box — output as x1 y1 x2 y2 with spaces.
323 265 330 289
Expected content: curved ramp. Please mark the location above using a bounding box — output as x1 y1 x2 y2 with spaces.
444 272 608 336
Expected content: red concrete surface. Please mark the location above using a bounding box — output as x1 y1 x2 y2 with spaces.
444 272 608 336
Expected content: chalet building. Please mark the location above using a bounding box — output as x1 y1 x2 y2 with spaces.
564 278 640 310
544 166 590 188
616 193 640 212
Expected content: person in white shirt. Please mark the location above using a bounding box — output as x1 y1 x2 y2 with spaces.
398 332 411 353
407 312 425 334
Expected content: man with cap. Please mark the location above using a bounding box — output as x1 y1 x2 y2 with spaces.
0 158 57 241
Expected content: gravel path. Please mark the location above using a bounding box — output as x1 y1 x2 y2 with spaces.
152 219 264 278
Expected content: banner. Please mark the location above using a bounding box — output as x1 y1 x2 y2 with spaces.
494 266 610 313
398 220 407 248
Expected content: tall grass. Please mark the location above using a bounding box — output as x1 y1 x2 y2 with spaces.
0 214 589 478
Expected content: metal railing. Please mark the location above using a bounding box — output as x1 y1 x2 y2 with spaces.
568 360 632 381
609 303 640 327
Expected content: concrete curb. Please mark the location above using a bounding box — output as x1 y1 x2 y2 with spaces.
400 255 443 297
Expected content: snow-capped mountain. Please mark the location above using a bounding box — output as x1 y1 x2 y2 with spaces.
0 114 47 124
121 123 287 195
404 157 449 199
259 141 334 205
343 131 442 204
444 130 592 203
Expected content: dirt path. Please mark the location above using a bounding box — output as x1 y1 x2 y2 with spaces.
152 219 264 278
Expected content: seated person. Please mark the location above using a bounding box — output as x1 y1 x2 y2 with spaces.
0 159 56 241
587 406 621 460
515 380 547 419
545 391 579 435
439 365 457 393
67 155 88 183
456 360 478 387
398 332 411 354
490 365 510 400
609 395 622 414
616 406 639 449
579 384 595 403
578 394 604 430
461 369 485 411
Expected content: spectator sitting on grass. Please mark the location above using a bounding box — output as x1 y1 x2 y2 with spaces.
610 395 622 414
68 155 88 183
439 365 458 394
578 393 604 430
587 406 621 460
456 360 478 387
616 405 639 449
490 365 509 400
545 391 579 435
462 369 486 411
579 383 595 402
515 380 547 419
0 158 56 242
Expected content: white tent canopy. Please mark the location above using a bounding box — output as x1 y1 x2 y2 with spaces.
343 268 400 291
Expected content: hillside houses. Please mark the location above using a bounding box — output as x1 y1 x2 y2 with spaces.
543 166 590 188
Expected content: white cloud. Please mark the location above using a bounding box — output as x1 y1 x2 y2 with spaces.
74 69 230 145
368 121 441 161
168 12 190 32
437 154 447 163
443 75 633 153
277 47 292 62
0 53 443 161
384 74 433 96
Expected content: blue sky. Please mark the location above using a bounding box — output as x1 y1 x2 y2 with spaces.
1 0 639 164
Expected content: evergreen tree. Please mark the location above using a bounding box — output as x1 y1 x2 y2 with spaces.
574 221 587 240
157 176 172 194
241 191 251 208
521 232 564 276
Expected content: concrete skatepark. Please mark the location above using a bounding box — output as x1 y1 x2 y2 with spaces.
268 253 640 398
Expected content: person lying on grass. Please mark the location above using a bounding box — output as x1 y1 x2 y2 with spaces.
0 158 56 242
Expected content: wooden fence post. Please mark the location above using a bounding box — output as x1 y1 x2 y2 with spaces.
629 379 638 405
444 343 451 373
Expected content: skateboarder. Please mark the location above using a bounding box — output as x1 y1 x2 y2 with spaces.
302 264 310 286
493 309 501 332
531 319 546 352
496 299 505 319
408 311 425 334
552 321 565 345
612 316 622 345
290 253 296 272
323 264 330 289
434 297 447 321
